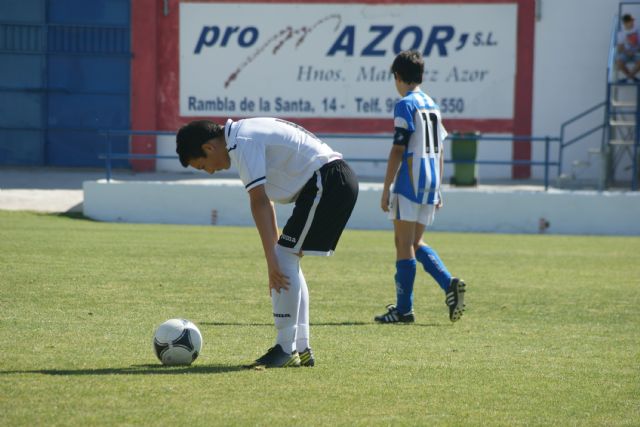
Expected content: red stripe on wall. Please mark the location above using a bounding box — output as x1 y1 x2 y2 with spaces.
157 0 181 132
182 0 521 3
176 116 513 134
512 0 535 178
130 0 159 171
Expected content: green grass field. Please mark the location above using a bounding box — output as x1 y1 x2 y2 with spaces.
0 210 639 426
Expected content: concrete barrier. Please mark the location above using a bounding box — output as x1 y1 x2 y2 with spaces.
83 179 640 235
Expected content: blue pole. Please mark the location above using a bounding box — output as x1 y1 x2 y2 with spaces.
603 80 611 192
43 9 50 166
633 141 639 191
634 83 640 190
558 129 563 177
544 136 550 191
106 132 112 182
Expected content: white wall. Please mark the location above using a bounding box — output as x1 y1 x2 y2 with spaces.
531 0 637 182
84 179 640 235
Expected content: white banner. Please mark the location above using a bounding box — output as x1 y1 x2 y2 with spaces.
180 3 517 120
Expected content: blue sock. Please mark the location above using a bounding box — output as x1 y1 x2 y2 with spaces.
395 259 416 315
415 245 452 292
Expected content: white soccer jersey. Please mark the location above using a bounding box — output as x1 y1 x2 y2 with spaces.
393 90 448 205
224 117 342 203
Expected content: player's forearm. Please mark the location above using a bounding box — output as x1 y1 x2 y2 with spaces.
383 147 404 191
250 195 279 267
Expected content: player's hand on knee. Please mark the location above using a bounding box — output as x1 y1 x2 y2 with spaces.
268 266 289 295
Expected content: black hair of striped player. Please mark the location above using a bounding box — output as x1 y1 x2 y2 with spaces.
623 14 634 23
176 120 225 167
390 50 424 85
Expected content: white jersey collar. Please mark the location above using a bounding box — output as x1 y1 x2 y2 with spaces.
224 119 236 150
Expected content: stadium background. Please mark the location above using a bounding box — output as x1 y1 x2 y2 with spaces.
1 3 638 425
0 0 629 184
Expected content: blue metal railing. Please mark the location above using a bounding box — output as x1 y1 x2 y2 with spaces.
607 13 618 85
625 2 640 190
558 101 607 178
99 130 560 190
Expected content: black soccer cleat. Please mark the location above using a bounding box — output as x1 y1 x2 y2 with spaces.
246 344 300 369
446 277 466 322
298 347 315 367
374 304 415 324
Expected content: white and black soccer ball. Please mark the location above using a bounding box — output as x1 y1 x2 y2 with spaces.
153 318 203 366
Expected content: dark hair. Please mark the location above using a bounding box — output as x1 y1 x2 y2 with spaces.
175 120 224 167
623 14 634 23
391 50 424 84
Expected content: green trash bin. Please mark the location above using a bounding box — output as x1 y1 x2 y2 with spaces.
450 131 479 186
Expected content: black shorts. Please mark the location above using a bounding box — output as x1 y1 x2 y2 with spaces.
278 159 359 255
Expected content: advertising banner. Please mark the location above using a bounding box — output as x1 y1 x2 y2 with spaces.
180 2 517 121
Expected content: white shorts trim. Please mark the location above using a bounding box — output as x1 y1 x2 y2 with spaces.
293 172 323 253
301 250 334 257
276 245 333 257
387 193 436 226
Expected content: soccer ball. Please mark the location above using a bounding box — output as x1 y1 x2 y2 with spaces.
153 318 203 366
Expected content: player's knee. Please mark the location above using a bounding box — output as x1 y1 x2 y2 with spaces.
413 237 428 249
275 244 299 267
395 231 411 245
395 240 414 259
395 239 412 252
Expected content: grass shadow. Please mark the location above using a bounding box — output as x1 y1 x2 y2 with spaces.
0 364 246 376
49 211 96 221
199 321 373 327
199 321 272 327
200 321 441 327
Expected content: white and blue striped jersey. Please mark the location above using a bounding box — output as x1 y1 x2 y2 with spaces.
392 90 448 205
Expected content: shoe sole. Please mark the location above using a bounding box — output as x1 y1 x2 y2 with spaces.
450 279 466 322
283 357 301 368
246 356 301 369
374 318 415 324
246 361 301 369
374 306 415 324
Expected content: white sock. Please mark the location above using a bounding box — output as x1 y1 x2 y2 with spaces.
296 269 310 353
272 245 301 354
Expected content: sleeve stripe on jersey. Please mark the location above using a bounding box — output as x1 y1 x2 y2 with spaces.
245 176 266 189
